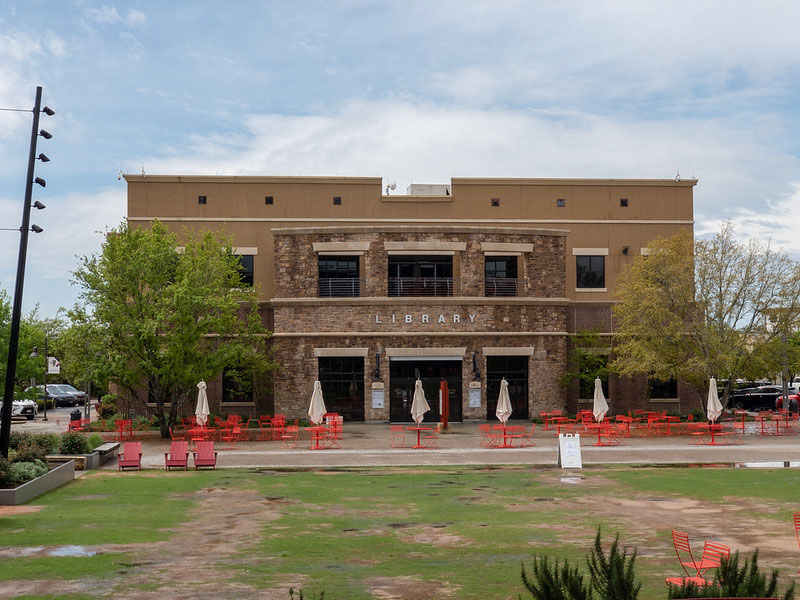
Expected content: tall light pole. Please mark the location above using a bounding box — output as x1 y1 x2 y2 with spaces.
30 335 49 421
0 86 53 458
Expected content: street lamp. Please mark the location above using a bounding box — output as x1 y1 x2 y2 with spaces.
0 86 54 458
29 337 49 421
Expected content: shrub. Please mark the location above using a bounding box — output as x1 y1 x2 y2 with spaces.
87 433 103 451
667 550 795 599
10 432 59 454
520 528 640 600
12 441 48 463
59 432 90 455
98 394 118 419
0 456 11 487
132 416 151 430
521 555 590 600
6 460 48 486
586 528 640 600
691 409 706 422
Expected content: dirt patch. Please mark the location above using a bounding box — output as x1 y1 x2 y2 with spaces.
368 575 460 599
397 526 469 547
0 505 41 516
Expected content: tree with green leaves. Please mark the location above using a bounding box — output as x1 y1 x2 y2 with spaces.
0 289 56 401
71 220 277 437
560 330 610 401
612 223 800 403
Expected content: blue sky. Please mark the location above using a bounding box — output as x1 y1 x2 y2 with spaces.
2 1 800 319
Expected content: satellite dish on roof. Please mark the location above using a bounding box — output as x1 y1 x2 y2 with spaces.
386 182 396 194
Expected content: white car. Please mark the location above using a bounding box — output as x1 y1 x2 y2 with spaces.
0 397 38 420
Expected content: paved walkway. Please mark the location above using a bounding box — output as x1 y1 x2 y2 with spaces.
14 416 798 470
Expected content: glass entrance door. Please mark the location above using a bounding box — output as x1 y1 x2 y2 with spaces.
389 359 463 422
486 356 529 420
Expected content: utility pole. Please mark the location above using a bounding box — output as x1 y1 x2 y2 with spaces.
0 86 53 458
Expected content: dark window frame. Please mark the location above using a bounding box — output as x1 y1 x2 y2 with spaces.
649 378 678 399
318 356 365 421
485 255 518 297
236 254 254 287
318 255 360 297
576 255 605 288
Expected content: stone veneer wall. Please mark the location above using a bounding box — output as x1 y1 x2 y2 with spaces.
273 228 567 300
273 333 567 421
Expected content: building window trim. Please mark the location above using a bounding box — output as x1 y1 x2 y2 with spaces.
572 248 609 256
576 255 605 289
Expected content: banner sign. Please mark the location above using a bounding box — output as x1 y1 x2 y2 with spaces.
47 356 60 375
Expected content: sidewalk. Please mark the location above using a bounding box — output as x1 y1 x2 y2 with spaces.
23 420 791 470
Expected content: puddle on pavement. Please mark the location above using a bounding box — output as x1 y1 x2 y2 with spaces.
49 545 97 557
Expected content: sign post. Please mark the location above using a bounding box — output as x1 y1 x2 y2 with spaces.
439 378 449 430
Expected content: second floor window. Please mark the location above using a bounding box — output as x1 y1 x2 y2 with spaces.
388 255 453 297
318 256 360 297
485 256 518 296
576 255 605 288
236 255 254 287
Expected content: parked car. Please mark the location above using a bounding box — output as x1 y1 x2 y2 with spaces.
50 384 87 405
726 385 784 411
26 384 81 408
0 396 38 420
776 393 800 412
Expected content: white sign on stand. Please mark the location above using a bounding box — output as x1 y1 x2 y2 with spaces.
557 433 582 469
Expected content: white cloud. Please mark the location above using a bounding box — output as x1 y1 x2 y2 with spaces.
126 10 146 26
88 5 121 24
0 186 127 315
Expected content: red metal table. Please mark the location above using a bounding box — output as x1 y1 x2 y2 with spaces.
406 426 432 449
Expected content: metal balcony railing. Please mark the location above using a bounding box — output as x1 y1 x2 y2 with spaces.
318 278 362 298
388 277 455 297
485 277 518 297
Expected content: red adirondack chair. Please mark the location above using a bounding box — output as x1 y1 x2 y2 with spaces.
164 440 189 470
193 440 217 470
794 512 800 572
118 441 142 471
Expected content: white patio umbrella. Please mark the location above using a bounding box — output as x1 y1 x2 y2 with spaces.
707 377 723 423
592 377 609 423
410 379 430 424
495 378 513 424
308 380 327 425
195 380 210 427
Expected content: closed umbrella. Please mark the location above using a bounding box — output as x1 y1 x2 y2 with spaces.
707 377 723 423
410 379 430 424
592 378 609 423
195 381 210 427
308 380 327 425
496 378 512 423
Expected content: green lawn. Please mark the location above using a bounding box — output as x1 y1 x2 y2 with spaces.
1 466 799 599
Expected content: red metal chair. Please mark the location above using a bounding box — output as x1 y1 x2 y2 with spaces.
665 530 716 588
390 425 406 448
693 540 730 575
169 426 187 441
164 441 189 470
479 423 499 448
281 423 299 448
271 415 286 440
118 441 142 471
193 440 217 469
794 512 800 572
257 415 272 440
423 428 440 449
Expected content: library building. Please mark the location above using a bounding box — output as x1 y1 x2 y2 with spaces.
125 175 701 422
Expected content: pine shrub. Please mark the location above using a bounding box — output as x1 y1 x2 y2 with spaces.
666 550 795 599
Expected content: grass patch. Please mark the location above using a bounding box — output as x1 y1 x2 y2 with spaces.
1 466 798 599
